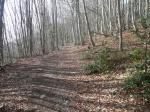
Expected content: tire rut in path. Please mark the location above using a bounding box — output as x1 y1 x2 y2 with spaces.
29 46 85 112
0 46 85 112
0 46 147 112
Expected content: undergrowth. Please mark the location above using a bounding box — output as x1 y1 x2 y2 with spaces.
122 16 150 101
84 48 109 74
81 16 150 103
80 49 93 60
82 46 150 99
83 48 129 74
123 71 150 100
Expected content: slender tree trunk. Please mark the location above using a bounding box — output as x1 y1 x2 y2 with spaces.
4 25 12 63
117 0 123 51
76 0 83 45
96 0 99 32
82 0 95 47
51 0 58 50
0 0 5 65
108 0 112 33
55 0 59 50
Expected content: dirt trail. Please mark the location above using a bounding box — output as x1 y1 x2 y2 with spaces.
0 45 148 112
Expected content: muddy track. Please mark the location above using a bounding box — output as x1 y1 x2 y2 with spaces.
0 46 148 112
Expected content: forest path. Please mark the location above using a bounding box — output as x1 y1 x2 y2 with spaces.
0 45 147 112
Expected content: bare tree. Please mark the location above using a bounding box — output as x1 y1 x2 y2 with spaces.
2 0 150 64
117 0 123 51
0 0 5 65
82 0 95 47
52 0 58 50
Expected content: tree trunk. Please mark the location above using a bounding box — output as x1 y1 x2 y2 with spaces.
82 0 95 47
0 0 5 65
117 0 123 51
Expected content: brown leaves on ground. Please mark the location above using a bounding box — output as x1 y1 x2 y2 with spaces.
0 33 150 112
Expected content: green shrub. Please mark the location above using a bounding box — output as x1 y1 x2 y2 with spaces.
123 16 150 100
129 49 142 63
123 71 150 89
146 50 150 59
84 49 109 74
135 63 145 71
143 88 150 99
141 16 149 29
85 63 101 74
128 48 150 72
123 71 150 99
80 50 93 60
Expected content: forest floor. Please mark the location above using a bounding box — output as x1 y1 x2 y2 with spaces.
0 32 150 112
